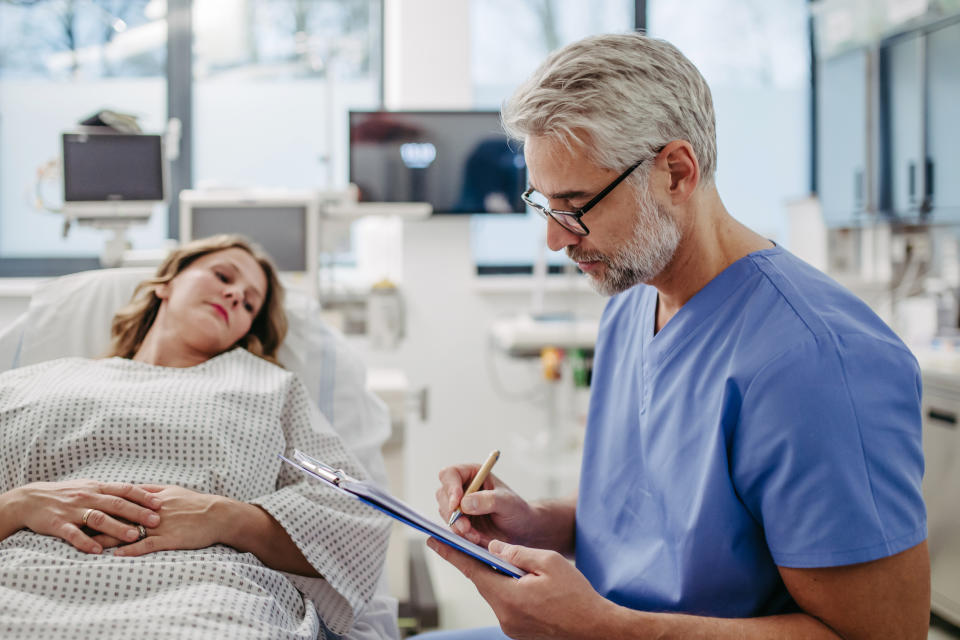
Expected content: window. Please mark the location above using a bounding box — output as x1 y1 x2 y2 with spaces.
0 0 382 275
648 0 810 245
193 0 381 191
0 0 166 270
468 0 811 271
468 0 637 274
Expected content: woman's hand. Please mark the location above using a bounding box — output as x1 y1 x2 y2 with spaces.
101 484 319 576
104 485 229 556
0 480 162 554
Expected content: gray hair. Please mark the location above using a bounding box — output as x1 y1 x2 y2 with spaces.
501 32 717 187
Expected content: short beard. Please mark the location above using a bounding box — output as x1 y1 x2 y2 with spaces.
567 183 681 296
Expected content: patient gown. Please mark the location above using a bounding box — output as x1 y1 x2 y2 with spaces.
0 348 391 639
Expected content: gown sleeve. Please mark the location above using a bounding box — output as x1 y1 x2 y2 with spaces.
250 374 392 636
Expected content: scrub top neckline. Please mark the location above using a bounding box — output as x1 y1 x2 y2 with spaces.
644 244 784 366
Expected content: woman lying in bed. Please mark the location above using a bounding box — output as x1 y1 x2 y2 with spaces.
0 235 391 639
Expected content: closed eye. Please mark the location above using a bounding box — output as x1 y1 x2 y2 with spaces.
547 198 584 214
213 263 261 314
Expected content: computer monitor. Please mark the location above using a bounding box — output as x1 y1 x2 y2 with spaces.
349 110 526 215
62 133 166 218
179 189 321 297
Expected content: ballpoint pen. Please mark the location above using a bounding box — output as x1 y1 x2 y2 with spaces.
449 449 500 526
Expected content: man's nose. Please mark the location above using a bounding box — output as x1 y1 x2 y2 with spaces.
545 218 582 252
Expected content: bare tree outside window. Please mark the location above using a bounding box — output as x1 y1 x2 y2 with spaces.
0 0 164 79
191 0 373 81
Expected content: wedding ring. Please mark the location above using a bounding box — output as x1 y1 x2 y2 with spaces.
137 524 147 541
81 508 94 528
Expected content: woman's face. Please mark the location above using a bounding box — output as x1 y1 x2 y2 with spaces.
156 247 269 358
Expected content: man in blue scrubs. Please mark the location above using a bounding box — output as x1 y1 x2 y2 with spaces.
420 33 929 639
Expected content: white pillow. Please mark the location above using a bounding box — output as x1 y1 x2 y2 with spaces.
0 268 390 486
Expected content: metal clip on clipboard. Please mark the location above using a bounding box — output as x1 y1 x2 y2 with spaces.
281 449 527 579
292 452 345 485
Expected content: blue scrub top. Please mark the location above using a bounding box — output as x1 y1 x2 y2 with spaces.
576 246 926 618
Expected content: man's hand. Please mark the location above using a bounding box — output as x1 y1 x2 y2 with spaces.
436 464 576 554
427 537 614 640
437 464 537 548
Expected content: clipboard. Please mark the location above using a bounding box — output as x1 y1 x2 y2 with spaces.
280 450 527 579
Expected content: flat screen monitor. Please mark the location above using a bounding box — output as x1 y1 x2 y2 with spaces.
349 110 526 215
62 133 165 202
178 189 322 302
188 205 306 272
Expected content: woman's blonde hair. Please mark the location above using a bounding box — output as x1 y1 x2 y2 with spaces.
107 234 288 364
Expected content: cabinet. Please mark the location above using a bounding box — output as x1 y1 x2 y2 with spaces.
922 372 960 627
927 21 960 219
816 14 960 226
817 49 869 226
882 32 925 217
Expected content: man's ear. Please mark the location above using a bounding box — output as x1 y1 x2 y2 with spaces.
661 140 700 204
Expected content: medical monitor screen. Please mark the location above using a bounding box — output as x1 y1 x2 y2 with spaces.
349 111 526 214
189 205 307 272
62 133 164 202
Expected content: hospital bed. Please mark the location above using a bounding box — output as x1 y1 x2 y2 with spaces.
0 267 404 639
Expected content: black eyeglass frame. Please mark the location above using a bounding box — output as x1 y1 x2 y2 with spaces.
521 146 663 237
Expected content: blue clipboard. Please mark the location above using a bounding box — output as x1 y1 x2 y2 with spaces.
280 450 526 579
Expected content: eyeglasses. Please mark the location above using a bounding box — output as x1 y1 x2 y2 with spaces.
521 147 663 237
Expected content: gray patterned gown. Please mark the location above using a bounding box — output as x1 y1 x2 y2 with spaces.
0 348 391 639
